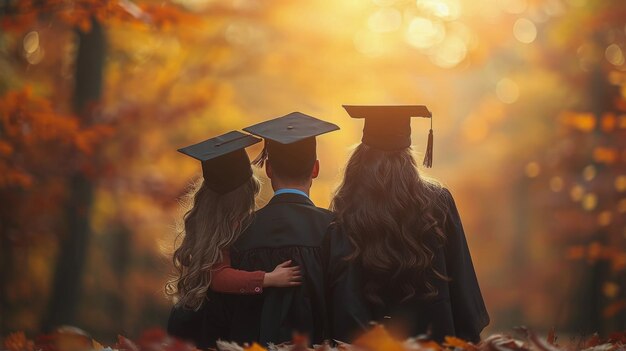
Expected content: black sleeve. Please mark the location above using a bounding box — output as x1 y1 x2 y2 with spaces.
322 224 372 343
441 188 490 343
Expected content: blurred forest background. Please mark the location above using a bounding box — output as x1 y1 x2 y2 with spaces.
0 0 625 343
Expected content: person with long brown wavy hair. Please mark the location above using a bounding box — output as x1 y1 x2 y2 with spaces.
166 131 301 348
324 106 489 343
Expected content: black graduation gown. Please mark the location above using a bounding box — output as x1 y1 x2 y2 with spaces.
167 291 235 349
323 188 489 343
227 193 334 345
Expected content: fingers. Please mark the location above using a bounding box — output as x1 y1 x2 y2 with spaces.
275 260 292 268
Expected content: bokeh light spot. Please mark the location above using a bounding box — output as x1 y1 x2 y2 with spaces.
429 35 467 68
23 31 39 54
513 18 537 44
582 193 598 211
605 44 625 66
615 175 626 192
417 0 461 20
582 165 596 181
405 17 445 49
368 8 402 33
496 78 520 104
570 185 584 201
549 176 563 192
525 162 540 178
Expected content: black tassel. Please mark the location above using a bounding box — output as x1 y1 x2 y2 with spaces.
251 145 268 167
422 128 433 168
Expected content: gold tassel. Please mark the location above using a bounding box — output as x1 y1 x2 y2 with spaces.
251 145 268 167
422 128 433 168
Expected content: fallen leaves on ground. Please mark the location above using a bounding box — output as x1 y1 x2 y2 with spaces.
2 326 625 351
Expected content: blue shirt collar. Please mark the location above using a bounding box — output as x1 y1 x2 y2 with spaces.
273 188 310 199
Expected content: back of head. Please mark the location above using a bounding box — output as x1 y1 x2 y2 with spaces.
266 138 317 183
331 143 447 304
166 176 260 310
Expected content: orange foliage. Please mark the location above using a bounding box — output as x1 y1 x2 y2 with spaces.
444 336 477 350
0 88 112 188
244 343 268 351
353 325 405 351
5 326 626 351
3 332 35 351
603 300 626 318
1 0 197 33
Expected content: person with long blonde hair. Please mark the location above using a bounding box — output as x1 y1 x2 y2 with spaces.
166 131 301 348
325 106 489 343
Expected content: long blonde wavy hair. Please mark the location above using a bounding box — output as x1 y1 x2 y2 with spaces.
165 175 260 310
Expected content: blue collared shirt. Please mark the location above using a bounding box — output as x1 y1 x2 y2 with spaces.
274 188 310 199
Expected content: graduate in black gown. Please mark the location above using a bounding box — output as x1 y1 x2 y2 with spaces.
324 105 489 343
225 112 339 345
167 131 302 348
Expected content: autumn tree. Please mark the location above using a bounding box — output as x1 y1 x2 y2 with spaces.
0 0 244 338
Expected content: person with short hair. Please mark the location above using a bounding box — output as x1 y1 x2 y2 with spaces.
224 112 339 345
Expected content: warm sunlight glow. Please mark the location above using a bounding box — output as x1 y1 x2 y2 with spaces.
499 0 528 14
405 17 446 49
368 8 402 33
496 78 520 104
354 30 387 57
513 18 537 44
429 35 467 68
417 0 462 20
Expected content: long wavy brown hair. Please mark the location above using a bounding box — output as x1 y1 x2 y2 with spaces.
331 143 449 305
165 175 260 310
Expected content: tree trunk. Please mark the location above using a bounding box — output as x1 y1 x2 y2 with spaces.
41 17 105 331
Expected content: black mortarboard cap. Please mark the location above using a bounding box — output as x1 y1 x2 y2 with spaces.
177 131 261 194
343 105 434 167
243 112 340 168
